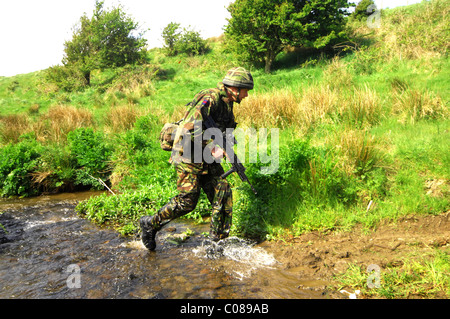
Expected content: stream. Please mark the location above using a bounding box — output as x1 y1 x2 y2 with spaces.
0 192 333 299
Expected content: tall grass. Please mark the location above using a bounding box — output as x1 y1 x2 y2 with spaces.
103 105 142 133
0 114 30 144
41 105 94 143
380 0 449 60
0 0 448 243
333 129 389 178
347 0 449 63
392 88 448 124
236 81 384 132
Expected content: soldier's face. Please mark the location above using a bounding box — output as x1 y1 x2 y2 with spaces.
228 87 249 103
239 88 249 101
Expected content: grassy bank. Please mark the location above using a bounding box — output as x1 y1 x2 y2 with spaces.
1 0 448 235
0 0 448 298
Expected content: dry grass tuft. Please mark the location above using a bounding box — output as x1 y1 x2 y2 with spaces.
298 85 339 131
0 114 31 144
104 105 142 133
333 129 389 177
39 105 94 143
338 85 383 127
236 89 299 129
235 85 339 132
392 89 448 124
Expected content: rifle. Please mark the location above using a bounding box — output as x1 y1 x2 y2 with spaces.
203 115 257 195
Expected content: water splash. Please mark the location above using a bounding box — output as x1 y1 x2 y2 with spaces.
193 236 278 280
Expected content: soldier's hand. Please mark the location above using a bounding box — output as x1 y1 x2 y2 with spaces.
211 147 225 160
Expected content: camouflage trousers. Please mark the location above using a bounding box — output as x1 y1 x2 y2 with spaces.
151 163 233 239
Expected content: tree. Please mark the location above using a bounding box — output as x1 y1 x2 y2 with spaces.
161 22 208 56
63 1 148 86
225 0 351 73
176 28 208 56
352 0 376 21
162 22 181 56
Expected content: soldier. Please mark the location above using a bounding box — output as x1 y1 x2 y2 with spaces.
139 67 254 251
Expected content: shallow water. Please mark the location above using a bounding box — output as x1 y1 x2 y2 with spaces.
0 192 332 299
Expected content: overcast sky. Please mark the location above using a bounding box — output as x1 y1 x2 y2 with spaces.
0 0 423 77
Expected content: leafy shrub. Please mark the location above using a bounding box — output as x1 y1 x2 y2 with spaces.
0 139 43 197
109 114 170 187
232 140 359 239
176 28 209 56
351 0 376 21
76 186 164 235
162 22 208 56
31 144 76 193
67 127 112 188
44 63 88 92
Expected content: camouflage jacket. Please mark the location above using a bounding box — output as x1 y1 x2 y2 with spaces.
171 83 237 174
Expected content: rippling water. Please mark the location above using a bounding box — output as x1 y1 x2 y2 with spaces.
0 192 332 299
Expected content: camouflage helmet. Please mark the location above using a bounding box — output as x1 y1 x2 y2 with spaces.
223 67 254 90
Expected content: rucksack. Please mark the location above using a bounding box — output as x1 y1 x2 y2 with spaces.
159 120 182 151
159 91 212 151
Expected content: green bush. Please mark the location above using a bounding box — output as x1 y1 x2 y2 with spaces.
30 143 76 193
76 186 162 235
0 139 43 197
176 28 209 56
232 140 360 239
44 63 88 92
67 127 112 188
162 22 208 56
109 115 173 187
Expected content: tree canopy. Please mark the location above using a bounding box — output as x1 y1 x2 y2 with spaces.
162 22 208 57
225 0 351 72
63 1 148 85
352 0 376 21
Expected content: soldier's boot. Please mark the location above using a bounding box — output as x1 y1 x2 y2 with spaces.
140 215 160 251
210 231 228 242
140 202 177 250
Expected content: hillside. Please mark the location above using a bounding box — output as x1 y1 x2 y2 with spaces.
0 0 448 298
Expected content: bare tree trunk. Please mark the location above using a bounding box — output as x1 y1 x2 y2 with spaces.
264 40 283 73
264 50 276 73
84 70 91 86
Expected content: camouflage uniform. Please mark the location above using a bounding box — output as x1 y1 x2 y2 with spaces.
141 67 254 249
151 83 236 239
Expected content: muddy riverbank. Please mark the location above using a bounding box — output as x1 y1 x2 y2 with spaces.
264 210 449 298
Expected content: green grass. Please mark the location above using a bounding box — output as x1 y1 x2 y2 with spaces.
334 248 450 298
0 0 448 298
0 0 448 239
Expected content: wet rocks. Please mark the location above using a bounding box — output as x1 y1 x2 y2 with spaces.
0 212 25 245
